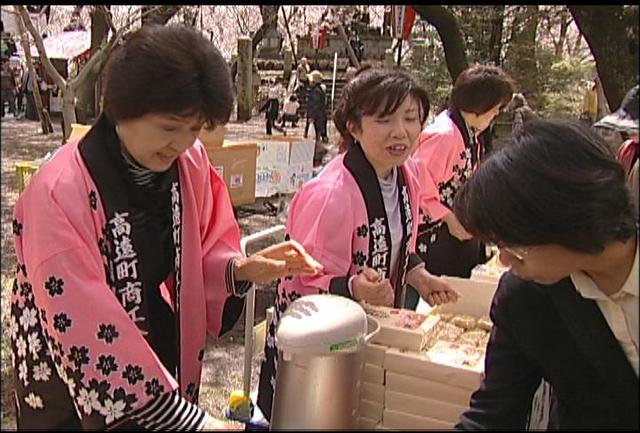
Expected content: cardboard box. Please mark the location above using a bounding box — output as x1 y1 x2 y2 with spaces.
255 135 315 197
199 124 226 148
382 409 453 430
365 304 441 351
206 140 257 206
362 363 385 385
360 382 385 404
384 347 483 391
385 390 467 424
358 399 384 422
385 371 472 407
364 343 387 366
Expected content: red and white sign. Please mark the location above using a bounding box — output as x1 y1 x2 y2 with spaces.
391 5 417 40
308 24 328 50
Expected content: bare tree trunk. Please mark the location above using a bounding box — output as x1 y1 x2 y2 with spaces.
335 22 360 68
230 6 281 81
281 7 298 65
412 5 468 82
555 8 570 58
504 5 540 98
18 5 130 142
569 5 639 109
488 5 505 65
76 5 110 123
15 6 53 134
141 6 182 26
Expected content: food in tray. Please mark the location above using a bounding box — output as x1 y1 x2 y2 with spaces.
439 312 454 322
426 341 485 370
456 329 488 347
476 315 493 331
432 322 465 343
479 332 491 348
361 304 429 330
392 311 429 330
450 314 477 330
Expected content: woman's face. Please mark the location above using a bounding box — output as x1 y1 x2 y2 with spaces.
348 96 423 178
116 113 204 172
466 103 502 133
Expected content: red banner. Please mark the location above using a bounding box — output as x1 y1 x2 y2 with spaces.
309 25 328 50
391 5 416 40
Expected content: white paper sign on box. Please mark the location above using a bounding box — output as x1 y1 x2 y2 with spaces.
385 389 468 424
385 371 473 406
255 136 315 197
382 409 453 430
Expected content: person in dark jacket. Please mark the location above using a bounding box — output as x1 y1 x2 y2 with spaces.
259 84 285 135
453 119 638 430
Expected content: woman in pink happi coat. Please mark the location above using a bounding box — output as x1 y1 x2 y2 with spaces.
407 65 514 309
10 25 322 431
256 65 460 421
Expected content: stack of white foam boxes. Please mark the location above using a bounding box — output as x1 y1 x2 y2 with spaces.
356 277 498 430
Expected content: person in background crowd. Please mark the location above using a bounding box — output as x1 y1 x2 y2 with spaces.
306 70 329 163
10 25 322 431
508 92 538 132
1 57 17 117
407 65 514 309
454 119 638 430
594 84 639 214
257 65 459 424
259 82 285 136
280 94 300 128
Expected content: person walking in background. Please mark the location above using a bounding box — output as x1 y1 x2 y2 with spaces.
259 83 285 136
408 65 514 309
1 57 17 117
280 94 300 128
508 92 538 132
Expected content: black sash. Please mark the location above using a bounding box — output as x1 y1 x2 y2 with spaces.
344 143 413 308
449 107 481 167
79 114 183 382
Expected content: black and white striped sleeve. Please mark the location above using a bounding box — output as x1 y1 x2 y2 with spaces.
226 257 252 298
118 390 207 430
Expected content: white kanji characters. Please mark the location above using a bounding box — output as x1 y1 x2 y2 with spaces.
118 281 142 306
113 236 136 263
115 259 139 281
110 212 131 239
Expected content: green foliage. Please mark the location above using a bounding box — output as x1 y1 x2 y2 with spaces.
535 46 594 118
409 28 453 116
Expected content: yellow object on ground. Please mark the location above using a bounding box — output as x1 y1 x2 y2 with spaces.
227 389 252 420
15 161 42 193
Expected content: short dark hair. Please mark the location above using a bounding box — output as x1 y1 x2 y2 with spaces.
450 65 514 115
102 25 234 126
333 65 430 152
454 119 637 254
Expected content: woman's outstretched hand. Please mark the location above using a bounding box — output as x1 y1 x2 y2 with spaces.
233 240 324 284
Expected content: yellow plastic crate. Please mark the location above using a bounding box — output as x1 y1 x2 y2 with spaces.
16 161 42 194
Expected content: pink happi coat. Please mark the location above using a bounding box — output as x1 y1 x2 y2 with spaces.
413 109 476 223
11 122 241 428
256 144 424 419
